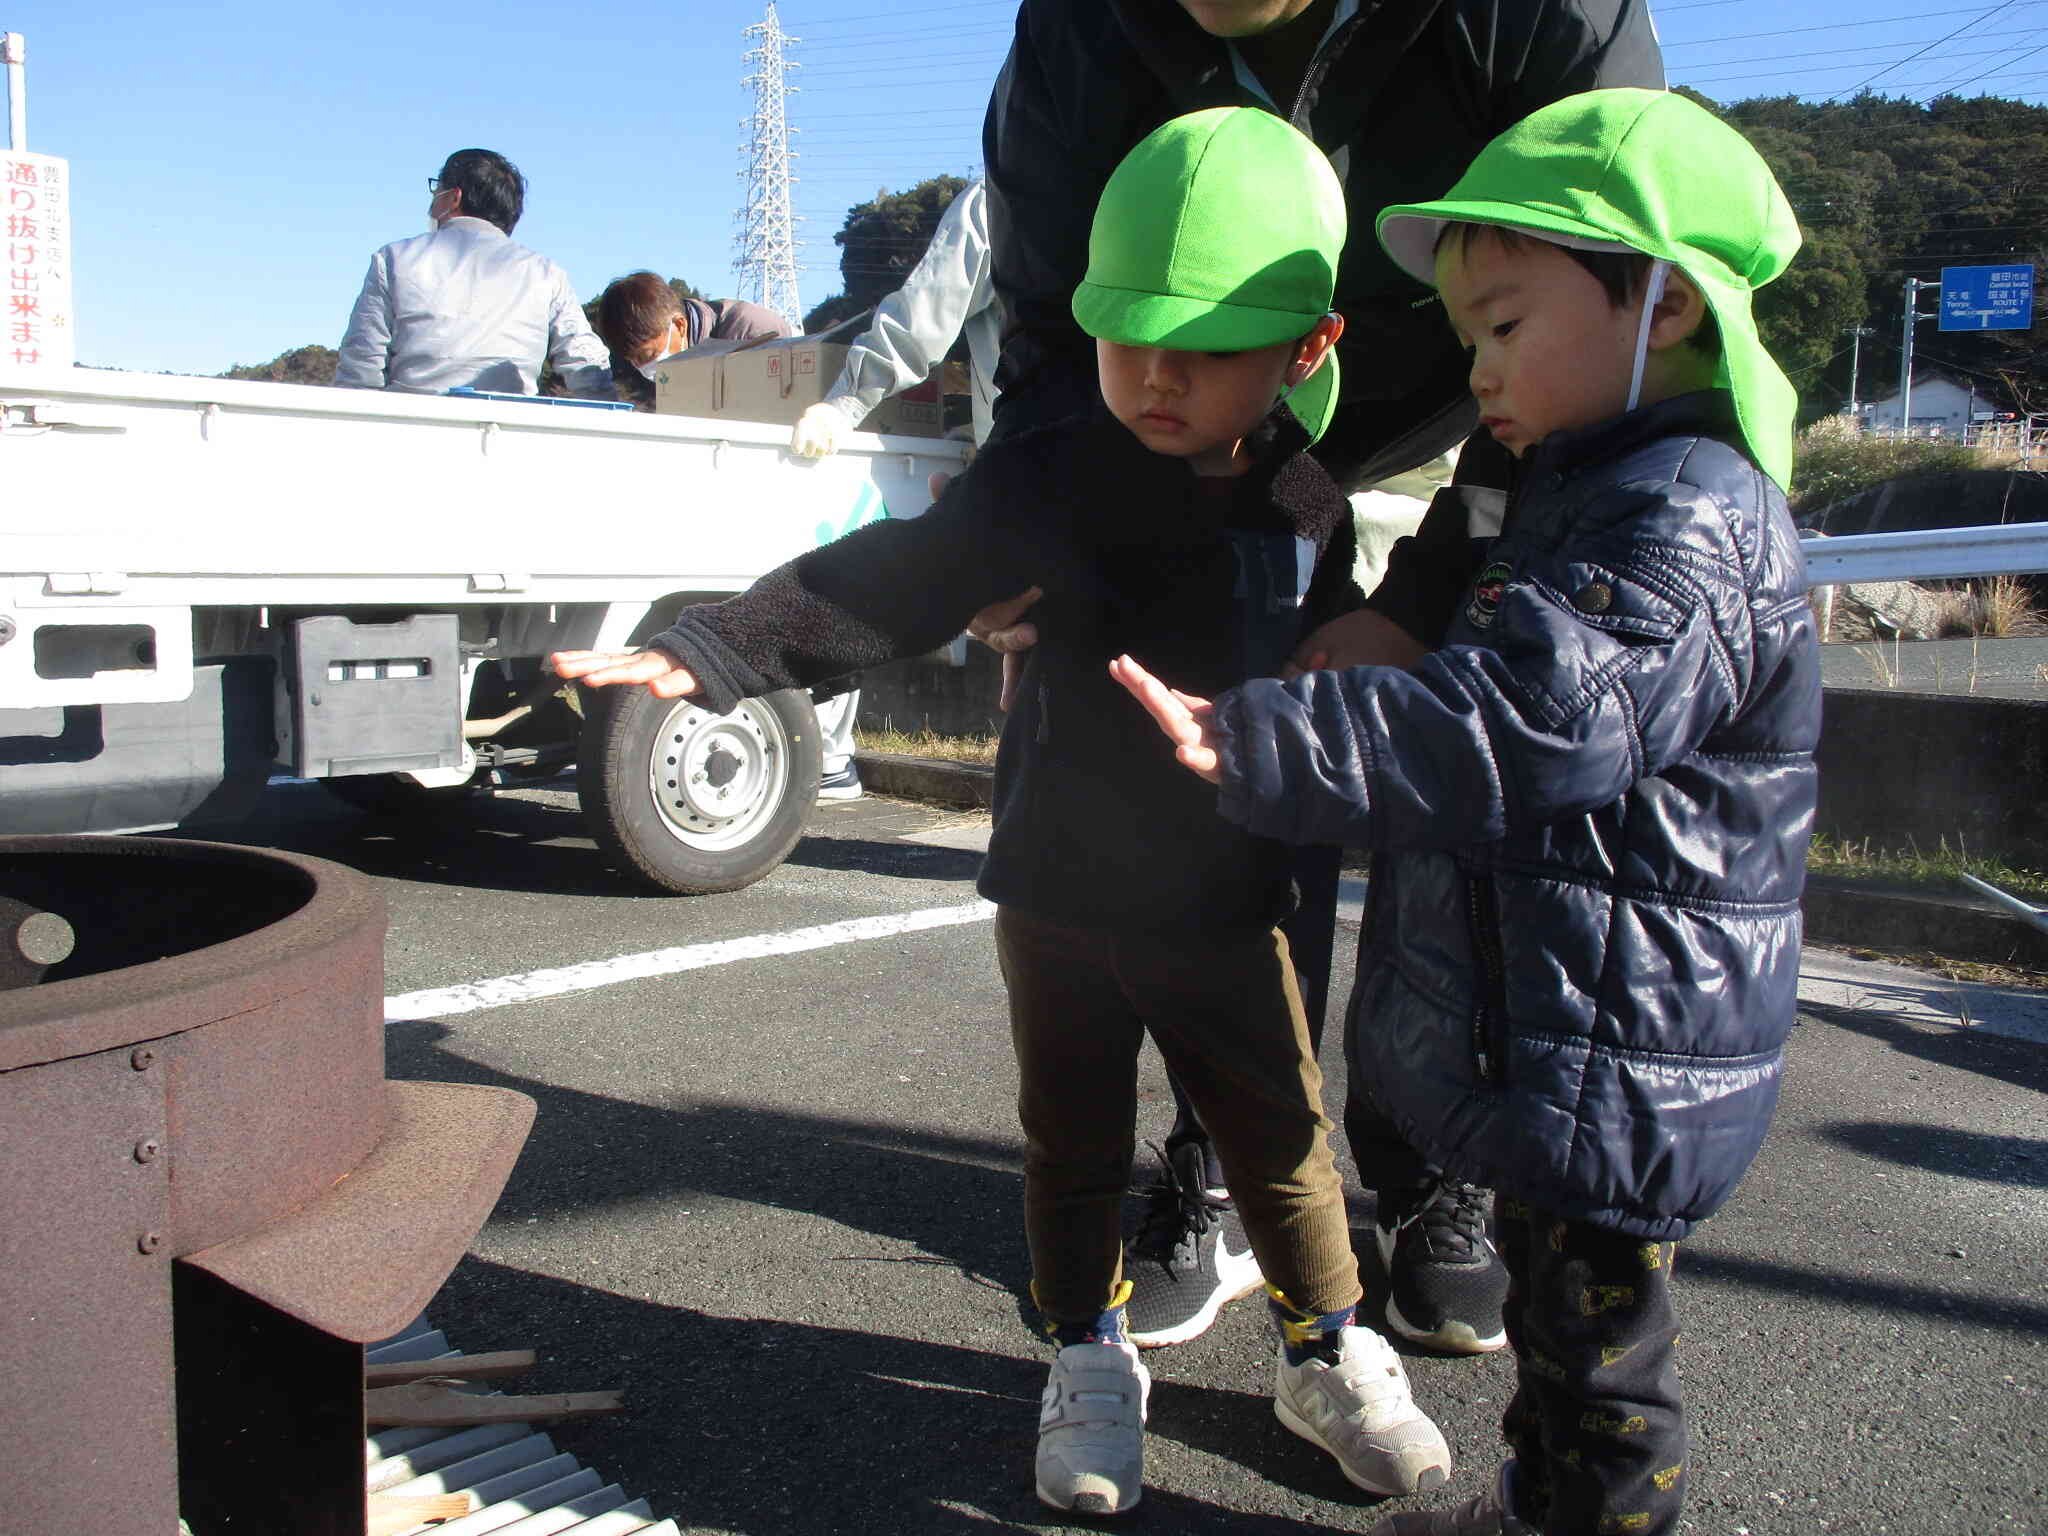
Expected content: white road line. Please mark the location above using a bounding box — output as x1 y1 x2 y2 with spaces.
385 900 997 1022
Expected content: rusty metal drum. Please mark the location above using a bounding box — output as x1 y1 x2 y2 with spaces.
0 835 533 1536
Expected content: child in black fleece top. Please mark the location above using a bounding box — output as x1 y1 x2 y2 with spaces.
550 107 1453 1517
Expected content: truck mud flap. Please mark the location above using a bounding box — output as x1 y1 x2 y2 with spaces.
0 658 277 833
285 615 462 779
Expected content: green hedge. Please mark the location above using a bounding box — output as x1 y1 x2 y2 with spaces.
1790 420 1984 517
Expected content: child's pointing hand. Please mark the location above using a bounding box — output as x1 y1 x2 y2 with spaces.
1109 655 1222 785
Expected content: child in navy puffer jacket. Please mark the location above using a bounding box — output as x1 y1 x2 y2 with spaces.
1113 89 1821 1536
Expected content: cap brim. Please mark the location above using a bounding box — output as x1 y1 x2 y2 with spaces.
1283 350 1339 444
1073 282 1321 351
1378 203 1639 287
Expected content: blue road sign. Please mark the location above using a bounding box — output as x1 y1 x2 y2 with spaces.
1939 264 2034 331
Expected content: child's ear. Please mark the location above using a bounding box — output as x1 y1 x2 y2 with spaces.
1288 311 1346 384
1647 269 1708 352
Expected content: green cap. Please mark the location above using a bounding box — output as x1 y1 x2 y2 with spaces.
1072 106 1346 442
1377 89 1802 489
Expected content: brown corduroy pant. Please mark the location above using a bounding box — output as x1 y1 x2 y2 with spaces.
993 905 1363 1327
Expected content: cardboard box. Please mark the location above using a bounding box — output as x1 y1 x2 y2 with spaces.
653 335 945 437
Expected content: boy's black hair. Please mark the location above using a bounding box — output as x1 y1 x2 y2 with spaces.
436 148 527 236
1441 222 1721 358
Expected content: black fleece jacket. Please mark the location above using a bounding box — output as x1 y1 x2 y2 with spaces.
982 0 1664 490
649 410 1360 933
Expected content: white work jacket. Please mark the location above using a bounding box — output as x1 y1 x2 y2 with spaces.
334 217 613 398
821 181 1000 444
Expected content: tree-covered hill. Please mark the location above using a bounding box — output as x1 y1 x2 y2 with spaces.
801 175 971 335
1687 88 2047 421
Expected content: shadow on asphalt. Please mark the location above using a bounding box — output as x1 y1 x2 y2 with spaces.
394 1019 1402 1530
387 1019 1023 1286
1680 1248 2048 1340
1799 1001 2048 1096
780 835 985 884
432 1258 1386 1534
171 784 987 897
1821 1121 2048 1191
164 785 644 898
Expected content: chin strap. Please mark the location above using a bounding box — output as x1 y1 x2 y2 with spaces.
1626 259 1670 412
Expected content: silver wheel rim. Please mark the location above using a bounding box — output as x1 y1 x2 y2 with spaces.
645 697 792 852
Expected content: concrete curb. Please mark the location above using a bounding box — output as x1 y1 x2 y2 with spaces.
853 753 2048 972
1802 875 2048 970
854 751 993 809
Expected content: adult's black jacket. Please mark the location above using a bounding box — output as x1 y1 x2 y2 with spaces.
647 412 1361 933
982 0 1664 492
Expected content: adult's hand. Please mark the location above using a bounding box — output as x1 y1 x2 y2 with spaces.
968 586 1043 712
548 649 700 699
791 400 852 459
1282 608 1428 679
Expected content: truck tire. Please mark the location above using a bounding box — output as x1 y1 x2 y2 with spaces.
577 685 821 895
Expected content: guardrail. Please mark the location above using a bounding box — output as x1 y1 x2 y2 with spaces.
1799 521 2048 587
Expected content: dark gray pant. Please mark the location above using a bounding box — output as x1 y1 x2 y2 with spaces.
1497 1203 1688 1536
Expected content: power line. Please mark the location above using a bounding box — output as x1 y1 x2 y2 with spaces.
786 0 1014 25
1671 26 2048 76
1836 0 2026 95
1921 39 2048 96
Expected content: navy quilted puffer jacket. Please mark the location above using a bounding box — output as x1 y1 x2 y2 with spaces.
1209 393 1821 1239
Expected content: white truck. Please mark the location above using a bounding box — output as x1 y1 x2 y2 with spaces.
0 363 966 892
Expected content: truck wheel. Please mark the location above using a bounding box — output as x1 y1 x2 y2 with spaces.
577 686 821 895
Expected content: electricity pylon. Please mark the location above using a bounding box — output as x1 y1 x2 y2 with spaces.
735 2 802 328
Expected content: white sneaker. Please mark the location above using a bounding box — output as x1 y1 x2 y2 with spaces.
1274 1325 1452 1496
1036 1340 1149 1515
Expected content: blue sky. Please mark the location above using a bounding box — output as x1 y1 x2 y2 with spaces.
7 0 2044 375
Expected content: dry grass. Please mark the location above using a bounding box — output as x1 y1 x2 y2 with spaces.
1964 573 2048 637
1807 832 2048 902
857 724 1001 765
1820 942 2048 991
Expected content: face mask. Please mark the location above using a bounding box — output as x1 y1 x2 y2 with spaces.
633 321 684 382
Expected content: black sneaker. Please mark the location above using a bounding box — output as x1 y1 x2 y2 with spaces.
1123 1142 1263 1348
1374 1178 1508 1354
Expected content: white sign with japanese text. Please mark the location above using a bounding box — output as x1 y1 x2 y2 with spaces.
3 150 73 370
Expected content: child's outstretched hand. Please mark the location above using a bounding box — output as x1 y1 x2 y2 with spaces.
548 649 700 698
1109 655 1222 785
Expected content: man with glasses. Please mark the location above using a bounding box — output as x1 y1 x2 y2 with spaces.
336 148 613 398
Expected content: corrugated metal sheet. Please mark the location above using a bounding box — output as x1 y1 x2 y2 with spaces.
362 1317 676 1536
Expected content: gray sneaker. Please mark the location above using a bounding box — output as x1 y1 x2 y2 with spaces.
1273 1325 1452 1496
1367 1461 1533 1534
1036 1340 1150 1515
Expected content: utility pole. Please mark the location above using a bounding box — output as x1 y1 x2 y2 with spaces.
2 32 25 151
1898 277 1938 437
1842 325 1875 420
735 3 802 330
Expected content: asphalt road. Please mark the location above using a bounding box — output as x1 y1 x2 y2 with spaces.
174 783 2047 1535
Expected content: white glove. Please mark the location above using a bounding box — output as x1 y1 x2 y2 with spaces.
791 399 856 458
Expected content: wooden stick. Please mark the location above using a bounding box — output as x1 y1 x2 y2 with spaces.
365 1381 626 1429
364 1349 538 1387
366 1490 474 1535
